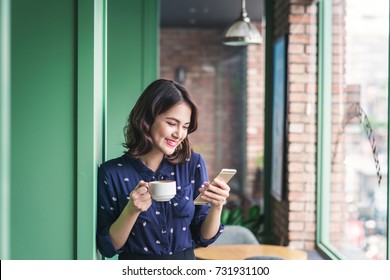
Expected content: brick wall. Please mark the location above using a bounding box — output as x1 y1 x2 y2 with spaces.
160 0 347 251
271 0 320 249
159 3 318 248
274 0 347 250
160 28 252 192
246 22 266 201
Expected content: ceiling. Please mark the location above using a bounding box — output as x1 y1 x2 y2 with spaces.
160 0 264 28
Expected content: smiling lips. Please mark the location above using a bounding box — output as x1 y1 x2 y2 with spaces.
166 139 177 147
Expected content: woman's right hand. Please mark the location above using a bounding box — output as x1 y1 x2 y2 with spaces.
128 180 152 213
109 180 152 251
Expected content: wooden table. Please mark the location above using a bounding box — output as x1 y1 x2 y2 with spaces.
194 244 308 260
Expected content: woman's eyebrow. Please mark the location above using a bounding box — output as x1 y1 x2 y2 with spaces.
166 117 190 125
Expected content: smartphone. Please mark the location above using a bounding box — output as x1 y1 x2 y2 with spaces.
194 168 237 205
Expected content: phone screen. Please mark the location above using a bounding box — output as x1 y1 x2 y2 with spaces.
194 169 237 205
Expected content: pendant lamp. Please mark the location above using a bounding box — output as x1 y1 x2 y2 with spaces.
223 0 262 46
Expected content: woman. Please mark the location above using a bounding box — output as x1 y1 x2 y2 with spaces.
97 79 230 260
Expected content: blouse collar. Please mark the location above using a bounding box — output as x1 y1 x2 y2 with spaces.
124 155 175 181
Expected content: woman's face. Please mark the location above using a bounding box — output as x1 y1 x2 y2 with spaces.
149 102 192 156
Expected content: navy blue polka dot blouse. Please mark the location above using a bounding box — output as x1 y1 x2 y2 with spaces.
97 152 224 258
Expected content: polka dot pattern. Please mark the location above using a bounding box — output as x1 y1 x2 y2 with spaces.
97 153 224 257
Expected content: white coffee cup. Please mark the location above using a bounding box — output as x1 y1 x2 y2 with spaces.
148 180 176 202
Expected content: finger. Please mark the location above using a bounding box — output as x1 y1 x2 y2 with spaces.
134 200 152 212
200 184 228 200
135 181 149 190
135 186 149 194
203 183 229 197
209 178 230 190
201 189 228 201
133 181 150 195
200 186 222 196
131 189 151 202
131 189 150 205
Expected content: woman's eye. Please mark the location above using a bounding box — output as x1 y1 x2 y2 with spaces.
167 122 175 126
183 126 189 130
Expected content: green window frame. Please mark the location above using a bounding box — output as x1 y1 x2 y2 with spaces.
316 0 390 260
0 0 11 260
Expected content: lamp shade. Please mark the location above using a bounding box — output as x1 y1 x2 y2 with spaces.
223 0 262 46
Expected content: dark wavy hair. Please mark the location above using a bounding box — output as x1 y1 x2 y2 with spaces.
123 79 199 164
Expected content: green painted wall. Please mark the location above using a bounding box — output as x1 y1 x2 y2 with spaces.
77 0 105 260
5 0 158 259
107 0 158 159
11 0 76 260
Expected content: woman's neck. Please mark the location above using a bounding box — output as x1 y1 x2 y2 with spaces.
138 152 164 172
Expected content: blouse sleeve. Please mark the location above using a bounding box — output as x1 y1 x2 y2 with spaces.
96 164 123 258
190 154 224 247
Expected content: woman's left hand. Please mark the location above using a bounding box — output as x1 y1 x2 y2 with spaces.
199 178 230 209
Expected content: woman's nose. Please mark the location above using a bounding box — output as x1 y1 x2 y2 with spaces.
172 127 184 139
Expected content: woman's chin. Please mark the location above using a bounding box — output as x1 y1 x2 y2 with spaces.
164 148 176 156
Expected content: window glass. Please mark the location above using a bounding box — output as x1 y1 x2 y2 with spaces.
328 0 388 259
159 1 265 218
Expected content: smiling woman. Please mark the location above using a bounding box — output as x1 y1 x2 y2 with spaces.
96 79 232 260
148 102 192 164
123 79 198 165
